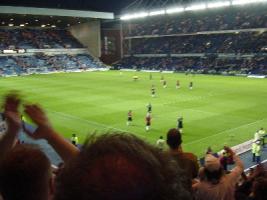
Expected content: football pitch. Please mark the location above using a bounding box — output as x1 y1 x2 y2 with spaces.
0 70 267 157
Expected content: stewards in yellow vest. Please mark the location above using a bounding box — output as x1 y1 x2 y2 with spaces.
259 128 266 147
255 141 261 164
71 134 79 146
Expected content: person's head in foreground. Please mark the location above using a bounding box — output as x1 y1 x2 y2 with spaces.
0 144 53 200
203 154 224 184
54 133 192 200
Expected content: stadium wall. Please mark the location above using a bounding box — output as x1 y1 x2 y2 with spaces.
101 28 122 64
69 20 101 58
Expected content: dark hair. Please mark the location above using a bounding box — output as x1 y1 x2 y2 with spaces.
55 133 191 200
0 144 51 200
204 167 224 185
252 177 267 200
167 128 182 149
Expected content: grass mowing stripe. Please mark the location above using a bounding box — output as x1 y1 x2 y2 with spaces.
47 109 146 139
184 118 267 147
1 71 267 156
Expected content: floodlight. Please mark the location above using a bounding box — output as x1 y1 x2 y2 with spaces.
121 12 149 20
51 25 56 27
41 24 46 27
207 1 231 8
185 3 207 11
20 24 25 27
149 10 165 16
8 24 14 27
232 0 267 5
166 7 184 14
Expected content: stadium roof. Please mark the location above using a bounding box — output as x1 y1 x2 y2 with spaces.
0 6 114 19
0 0 133 13
0 5 114 28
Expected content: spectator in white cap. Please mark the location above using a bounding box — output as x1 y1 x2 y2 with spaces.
193 146 244 200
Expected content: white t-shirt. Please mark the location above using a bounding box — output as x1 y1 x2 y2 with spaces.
156 139 165 149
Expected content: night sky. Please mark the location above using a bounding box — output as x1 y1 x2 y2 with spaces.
0 0 135 14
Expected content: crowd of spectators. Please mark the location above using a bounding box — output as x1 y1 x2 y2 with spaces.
124 5 267 37
119 4 267 75
0 28 84 50
0 93 266 200
127 32 267 54
115 56 267 75
0 54 106 76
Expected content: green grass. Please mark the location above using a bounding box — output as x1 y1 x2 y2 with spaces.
0 71 267 157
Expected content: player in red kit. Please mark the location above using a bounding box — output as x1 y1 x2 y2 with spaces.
146 113 151 131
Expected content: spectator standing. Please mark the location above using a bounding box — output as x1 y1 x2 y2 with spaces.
193 147 244 200
166 128 199 183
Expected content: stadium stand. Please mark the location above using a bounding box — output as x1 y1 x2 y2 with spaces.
123 5 267 37
0 28 83 49
115 56 267 75
0 54 106 76
1 1 267 200
0 28 107 76
116 4 267 76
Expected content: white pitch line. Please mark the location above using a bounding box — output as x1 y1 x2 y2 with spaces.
244 159 267 172
184 118 267 146
47 110 146 138
186 108 218 116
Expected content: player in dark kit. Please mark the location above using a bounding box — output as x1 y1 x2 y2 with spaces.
146 113 151 131
177 117 183 133
127 110 133 126
151 85 156 97
147 103 152 113
176 80 180 89
189 81 193 90
163 80 167 88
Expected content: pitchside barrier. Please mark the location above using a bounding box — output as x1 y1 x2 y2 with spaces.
218 139 254 156
247 75 266 79
119 69 175 73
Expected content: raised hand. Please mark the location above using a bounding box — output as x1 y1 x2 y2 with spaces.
23 104 79 161
23 104 53 140
4 93 21 135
